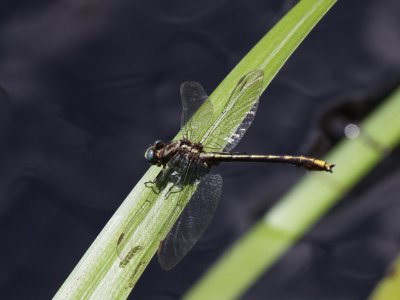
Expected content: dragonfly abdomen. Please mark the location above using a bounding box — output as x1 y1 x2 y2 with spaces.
200 153 334 173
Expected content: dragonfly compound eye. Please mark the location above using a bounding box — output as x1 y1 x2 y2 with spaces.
144 148 157 164
154 140 165 150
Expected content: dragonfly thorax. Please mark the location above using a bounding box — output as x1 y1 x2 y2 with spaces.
145 139 205 167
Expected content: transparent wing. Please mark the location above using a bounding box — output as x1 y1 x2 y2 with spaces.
200 70 264 152
179 81 214 143
158 173 223 270
180 82 208 128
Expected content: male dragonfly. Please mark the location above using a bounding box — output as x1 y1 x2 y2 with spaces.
117 70 334 270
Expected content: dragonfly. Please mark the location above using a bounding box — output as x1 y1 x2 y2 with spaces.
117 70 334 271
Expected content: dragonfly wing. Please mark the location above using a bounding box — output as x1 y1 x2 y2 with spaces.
200 70 264 152
158 173 223 270
180 81 213 143
180 81 208 127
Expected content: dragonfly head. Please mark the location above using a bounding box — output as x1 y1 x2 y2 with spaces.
145 140 166 165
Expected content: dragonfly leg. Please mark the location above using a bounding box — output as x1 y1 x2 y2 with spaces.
144 180 162 194
165 184 183 198
144 180 155 187
144 167 172 193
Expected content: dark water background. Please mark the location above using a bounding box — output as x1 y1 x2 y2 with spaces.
1 0 400 299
